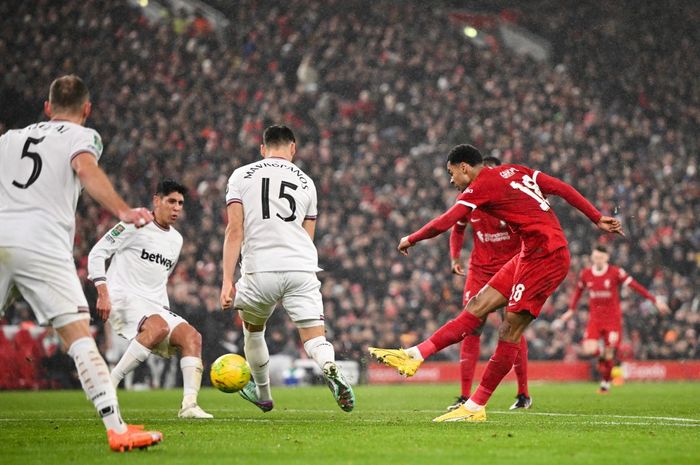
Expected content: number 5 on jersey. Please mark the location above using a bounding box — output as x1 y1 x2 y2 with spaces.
261 177 298 222
13 136 45 189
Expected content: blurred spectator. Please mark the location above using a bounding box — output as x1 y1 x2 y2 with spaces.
0 0 697 389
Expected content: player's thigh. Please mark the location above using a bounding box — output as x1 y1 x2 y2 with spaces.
150 309 189 358
111 294 185 357
484 255 518 305
506 247 570 318
581 337 599 355
281 271 325 329
234 272 280 326
601 328 621 350
8 248 89 326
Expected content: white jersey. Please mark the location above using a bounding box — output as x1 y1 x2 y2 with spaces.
87 220 182 306
226 157 320 273
0 121 102 259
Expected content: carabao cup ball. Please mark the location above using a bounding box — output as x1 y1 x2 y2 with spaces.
210 353 251 393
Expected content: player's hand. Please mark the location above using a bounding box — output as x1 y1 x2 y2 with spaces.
451 259 466 276
398 236 414 256
95 289 111 321
220 281 236 310
596 216 624 236
119 208 153 228
655 299 671 315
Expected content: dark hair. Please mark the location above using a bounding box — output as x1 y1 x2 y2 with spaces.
483 156 501 166
594 244 609 254
263 125 296 147
447 144 483 166
156 178 187 198
49 75 89 113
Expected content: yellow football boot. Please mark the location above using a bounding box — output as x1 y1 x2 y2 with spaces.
432 405 486 422
367 347 422 377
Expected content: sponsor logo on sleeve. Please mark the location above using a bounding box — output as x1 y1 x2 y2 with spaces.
93 134 103 153
110 224 125 237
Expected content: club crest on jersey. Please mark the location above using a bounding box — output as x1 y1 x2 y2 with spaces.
110 224 125 237
604 279 611 289
140 249 175 269
499 167 518 179
91 134 103 153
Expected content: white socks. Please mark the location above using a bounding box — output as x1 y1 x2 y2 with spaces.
303 336 335 369
405 346 424 361
243 327 272 401
68 337 126 433
180 356 203 407
464 398 484 412
110 339 151 388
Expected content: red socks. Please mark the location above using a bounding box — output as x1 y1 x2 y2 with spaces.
417 311 482 359
598 358 614 382
513 335 529 397
471 340 520 406
459 335 480 398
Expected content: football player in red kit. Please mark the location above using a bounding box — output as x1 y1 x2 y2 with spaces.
369 144 622 422
448 157 530 411
557 245 669 393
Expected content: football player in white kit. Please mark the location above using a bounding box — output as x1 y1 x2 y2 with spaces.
220 125 355 412
88 179 212 419
0 75 162 452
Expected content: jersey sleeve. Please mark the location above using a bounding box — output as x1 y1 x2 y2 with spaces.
568 271 586 310
620 268 657 303
87 222 137 285
225 170 243 206
449 219 467 259
70 128 103 162
532 170 602 224
304 179 318 220
408 202 471 244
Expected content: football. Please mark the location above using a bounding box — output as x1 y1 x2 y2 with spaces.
209 354 251 393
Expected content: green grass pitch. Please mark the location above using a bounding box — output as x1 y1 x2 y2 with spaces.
1 382 698 465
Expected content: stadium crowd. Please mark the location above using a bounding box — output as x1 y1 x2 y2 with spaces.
0 0 697 387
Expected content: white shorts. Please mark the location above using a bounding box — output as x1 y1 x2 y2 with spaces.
109 292 186 358
234 271 324 328
0 247 90 326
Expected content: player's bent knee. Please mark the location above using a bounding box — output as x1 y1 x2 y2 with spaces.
141 315 170 341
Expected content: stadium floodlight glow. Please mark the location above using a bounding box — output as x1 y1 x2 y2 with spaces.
139 0 148 6
464 27 478 38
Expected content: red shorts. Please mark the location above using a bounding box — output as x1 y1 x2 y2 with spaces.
462 267 495 305
584 323 622 348
487 247 570 318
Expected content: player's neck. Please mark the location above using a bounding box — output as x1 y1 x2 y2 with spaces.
152 214 171 231
50 114 84 125
592 264 608 276
264 153 293 162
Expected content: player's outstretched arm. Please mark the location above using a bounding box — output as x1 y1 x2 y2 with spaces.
221 202 244 309
71 152 152 227
398 203 471 255
624 276 670 314
449 222 467 276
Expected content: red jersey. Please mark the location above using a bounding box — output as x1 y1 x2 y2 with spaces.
569 264 657 328
409 164 602 258
450 209 520 274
